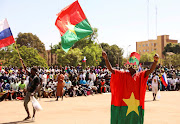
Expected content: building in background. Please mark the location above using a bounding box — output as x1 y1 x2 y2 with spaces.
136 35 178 59
46 50 58 66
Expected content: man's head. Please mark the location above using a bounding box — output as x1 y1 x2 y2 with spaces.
124 52 141 71
31 67 38 75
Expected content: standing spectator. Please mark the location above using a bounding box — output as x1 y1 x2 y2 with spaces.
56 74 65 101
169 77 176 90
100 79 106 93
152 73 159 101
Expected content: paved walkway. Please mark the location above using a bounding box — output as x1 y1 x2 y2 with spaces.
0 91 180 124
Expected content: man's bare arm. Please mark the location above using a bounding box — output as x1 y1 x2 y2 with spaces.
145 54 159 78
20 58 29 74
102 51 115 74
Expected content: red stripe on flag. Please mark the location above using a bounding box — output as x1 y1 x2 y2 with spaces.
161 76 168 87
55 1 86 36
0 36 15 48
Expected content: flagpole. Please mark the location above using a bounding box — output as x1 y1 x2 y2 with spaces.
14 42 24 70
92 31 103 51
83 14 103 51
85 61 86 68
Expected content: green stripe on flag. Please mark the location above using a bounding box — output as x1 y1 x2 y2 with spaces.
61 19 93 52
111 105 144 124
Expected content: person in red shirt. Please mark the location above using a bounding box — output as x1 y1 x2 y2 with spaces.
102 51 159 124
100 79 106 93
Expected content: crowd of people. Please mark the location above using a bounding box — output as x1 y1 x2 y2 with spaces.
0 65 111 102
0 64 179 102
147 65 180 92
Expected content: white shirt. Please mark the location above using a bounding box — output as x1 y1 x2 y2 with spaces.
87 80 94 87
89 73 96 82
65 81 72 89
169 79 176 85
152 76 159 87
80 73 85 80
11 83 18 91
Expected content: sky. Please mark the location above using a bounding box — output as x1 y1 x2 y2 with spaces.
1 0 180 57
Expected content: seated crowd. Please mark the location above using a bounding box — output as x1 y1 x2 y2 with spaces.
0 66 111 101
0 65 179 102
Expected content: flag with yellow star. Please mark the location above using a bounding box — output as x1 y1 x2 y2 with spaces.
110 69 148 124
55 0 93 52
124 52 141 69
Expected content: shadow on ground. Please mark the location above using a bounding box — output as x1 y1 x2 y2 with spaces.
1 120 34 124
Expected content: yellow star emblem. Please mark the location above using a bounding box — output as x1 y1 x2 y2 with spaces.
123 92 140 116
65 21 76 35
132 56 136 60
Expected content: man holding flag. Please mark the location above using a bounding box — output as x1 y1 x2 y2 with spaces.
102 51 159 124
20 58 40 121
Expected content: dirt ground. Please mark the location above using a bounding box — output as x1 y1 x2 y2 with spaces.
0 91 180 124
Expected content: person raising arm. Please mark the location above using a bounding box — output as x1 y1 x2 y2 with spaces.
101 50 159 124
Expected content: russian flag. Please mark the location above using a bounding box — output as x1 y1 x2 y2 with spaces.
82 56 86 62
161 72 168 87
0 18 15 48
138 63 142 72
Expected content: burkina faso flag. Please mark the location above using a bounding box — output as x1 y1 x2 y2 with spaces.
55 0 93 52
110 69 148 124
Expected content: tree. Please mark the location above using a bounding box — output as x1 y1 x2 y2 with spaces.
82 43 102 67
163 43 180 55
56 48 82 67
163 54 180 69
52 28 124 67
4 45 47 67
72 28 98 49
16 32 46 58
99 43 124 67
140 51 156 63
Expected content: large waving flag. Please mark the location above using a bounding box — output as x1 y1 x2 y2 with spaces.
55 0 93 52
0 18 15 48
161 72 168 87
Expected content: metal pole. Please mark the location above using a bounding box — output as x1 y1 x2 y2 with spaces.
147 0 149 60
51 43 52 66
118 55 119 68
127 45 131 58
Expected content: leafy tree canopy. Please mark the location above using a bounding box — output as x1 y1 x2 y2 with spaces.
1 45 47 67
82 43 102 67
52 28 123 67
56 48 82 67
140 51 156 63
163 54 180 69
99 43 124 67
163 43 180 55
16 32 46 58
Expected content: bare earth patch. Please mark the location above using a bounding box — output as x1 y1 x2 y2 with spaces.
0 91 180 124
